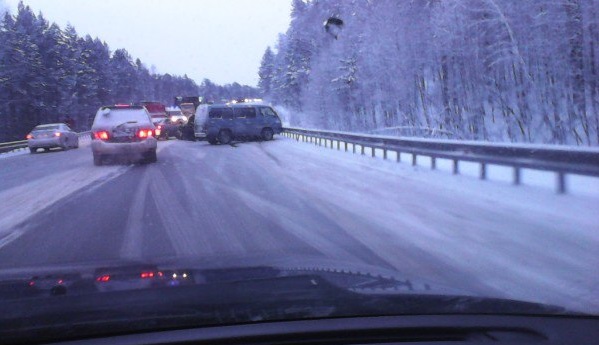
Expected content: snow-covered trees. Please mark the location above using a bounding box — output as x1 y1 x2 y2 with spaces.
258 47 275 96
263 0 599 145
0 2 258 141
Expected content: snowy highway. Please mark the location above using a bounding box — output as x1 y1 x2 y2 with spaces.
0 136 597 313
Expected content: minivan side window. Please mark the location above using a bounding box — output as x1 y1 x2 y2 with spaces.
234 107 256 119
209 107 234 119
260 107 277 117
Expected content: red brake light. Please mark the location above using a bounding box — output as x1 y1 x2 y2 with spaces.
54 132 61 137
26 133 33 139
140 272 155 279
137 129 153 138
95 131 109 140
96 275 110 282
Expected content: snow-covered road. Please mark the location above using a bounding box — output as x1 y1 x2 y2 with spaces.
0 136 597 314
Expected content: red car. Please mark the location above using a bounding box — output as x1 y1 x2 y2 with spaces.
140 101 167 137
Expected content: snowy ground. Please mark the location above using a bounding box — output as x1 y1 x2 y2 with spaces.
284 134 599 198
269 136 599 311
0 135 597 315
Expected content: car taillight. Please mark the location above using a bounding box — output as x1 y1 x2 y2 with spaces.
137 129 153 138
94 131 109 140
96 275 110 282
140 272 154 279
54 132 61 137
26 133 33 139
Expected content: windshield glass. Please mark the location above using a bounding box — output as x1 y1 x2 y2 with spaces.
0 0 597 343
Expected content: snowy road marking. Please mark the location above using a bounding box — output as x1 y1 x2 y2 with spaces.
119 169 150 259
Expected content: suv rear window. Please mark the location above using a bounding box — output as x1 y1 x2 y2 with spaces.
209 107 234 119
92 109 152 127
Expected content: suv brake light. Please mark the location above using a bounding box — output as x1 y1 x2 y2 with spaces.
26 133 33 139
94 131 110 140
96 275 110 282
137 129 153 138
140 272 154 279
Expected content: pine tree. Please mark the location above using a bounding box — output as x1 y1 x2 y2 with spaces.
258 47 275 96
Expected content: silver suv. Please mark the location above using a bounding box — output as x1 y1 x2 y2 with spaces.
91 105 158 166
194 103 283 145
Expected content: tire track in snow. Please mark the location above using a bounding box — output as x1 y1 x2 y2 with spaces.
0 165 130 249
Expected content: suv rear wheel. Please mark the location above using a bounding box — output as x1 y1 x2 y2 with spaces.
144 149 157 164
218 130 232 145
93 153 103 166
261 128 274 141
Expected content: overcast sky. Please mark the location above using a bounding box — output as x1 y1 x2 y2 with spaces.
4 0 292 86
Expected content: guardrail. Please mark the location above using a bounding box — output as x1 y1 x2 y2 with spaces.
0 131 91 154
282 127 599 194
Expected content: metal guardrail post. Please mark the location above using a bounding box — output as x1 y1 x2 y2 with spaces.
282 128 599 194
557 172 566 194
513 167 521 185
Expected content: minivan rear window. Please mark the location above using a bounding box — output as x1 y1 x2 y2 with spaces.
209 107 234 119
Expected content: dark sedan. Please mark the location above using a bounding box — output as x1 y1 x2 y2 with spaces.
156 118 181 140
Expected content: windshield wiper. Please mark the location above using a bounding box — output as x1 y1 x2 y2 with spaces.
114 120 137 129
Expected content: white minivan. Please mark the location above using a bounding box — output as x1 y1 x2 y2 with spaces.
91 105 158 166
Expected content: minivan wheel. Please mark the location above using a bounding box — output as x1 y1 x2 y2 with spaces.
207 136 218 145
218 130 232 145
261 128 274 141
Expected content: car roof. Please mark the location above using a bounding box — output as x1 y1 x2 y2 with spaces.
210 103 269 108
101 105 145 110
35 123 64 127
